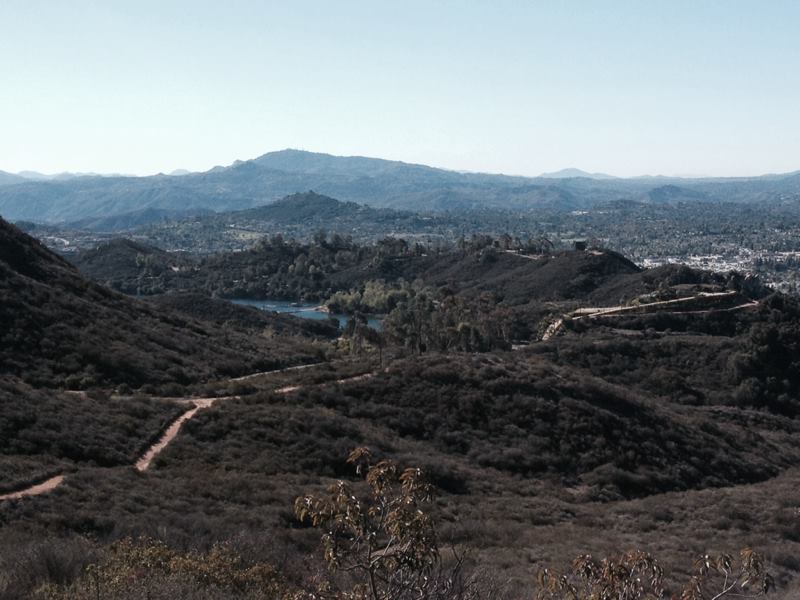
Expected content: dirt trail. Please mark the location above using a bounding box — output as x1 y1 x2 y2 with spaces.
0 475 65 501
503 250 546 261
135 373 375 469
274 385 301 394
541 318 565 341
135 398 216 471
335 373 373 385
540 293 757 341
229 362 322 383
273 372 374 395
571 291 739 320
1 368 377 501
581 300 760 321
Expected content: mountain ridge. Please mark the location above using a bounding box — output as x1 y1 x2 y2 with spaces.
1 149 799 223
538 167 617 180
0 170 26 186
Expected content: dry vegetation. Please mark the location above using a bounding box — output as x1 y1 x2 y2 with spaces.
2 218 799 598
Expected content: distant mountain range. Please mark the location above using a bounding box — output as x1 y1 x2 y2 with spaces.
13 170 134 181
0 170 26 186
0 149 799 225
538 168 617 180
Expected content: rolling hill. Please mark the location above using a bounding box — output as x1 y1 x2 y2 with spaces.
130 191 458 248
5 214 800 596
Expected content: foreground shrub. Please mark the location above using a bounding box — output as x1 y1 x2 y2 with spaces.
536 547 772 600
23 450 778 600
294 447 439 600
294 447 490 600
38 537 287 600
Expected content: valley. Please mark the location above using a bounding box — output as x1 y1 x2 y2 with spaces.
2 208 800 598
4 2 800 596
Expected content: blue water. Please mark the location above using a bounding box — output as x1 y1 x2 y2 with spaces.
231 299 383 330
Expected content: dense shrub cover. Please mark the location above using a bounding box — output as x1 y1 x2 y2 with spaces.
0 218 325 389
0 379 183 489
3 216 800 597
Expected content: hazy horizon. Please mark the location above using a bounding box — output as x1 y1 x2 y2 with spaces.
4 147 799 181
2 1 799 178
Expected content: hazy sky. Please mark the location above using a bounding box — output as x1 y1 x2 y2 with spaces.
1 1 798 177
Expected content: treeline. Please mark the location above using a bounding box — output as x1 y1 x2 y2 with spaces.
381 287 522 353
71 232 620 303
73 233 429 300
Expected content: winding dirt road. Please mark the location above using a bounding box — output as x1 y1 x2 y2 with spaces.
1 366 376 501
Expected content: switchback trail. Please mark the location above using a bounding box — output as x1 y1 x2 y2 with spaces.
570 291 742 320
0 368 376 501
542 292 759 340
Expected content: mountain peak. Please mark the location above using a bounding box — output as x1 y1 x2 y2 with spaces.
538 168 617 180
249 149 432 177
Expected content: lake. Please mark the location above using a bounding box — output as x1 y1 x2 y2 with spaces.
231 299 383 330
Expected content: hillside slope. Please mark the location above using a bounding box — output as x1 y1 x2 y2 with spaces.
74 231 742 313
0 218 323 390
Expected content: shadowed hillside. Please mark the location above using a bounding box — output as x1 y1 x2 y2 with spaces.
0 218 324 390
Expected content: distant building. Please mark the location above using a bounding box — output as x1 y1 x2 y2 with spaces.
573 240 587 251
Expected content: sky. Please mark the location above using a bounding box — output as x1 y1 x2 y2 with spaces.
1 1 798 178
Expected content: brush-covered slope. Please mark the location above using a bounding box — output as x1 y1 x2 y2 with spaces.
284 353 799 498
393 248 643 305
69 238 193 295
0 378 183 490
71 234 648 305
0 218 322 390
